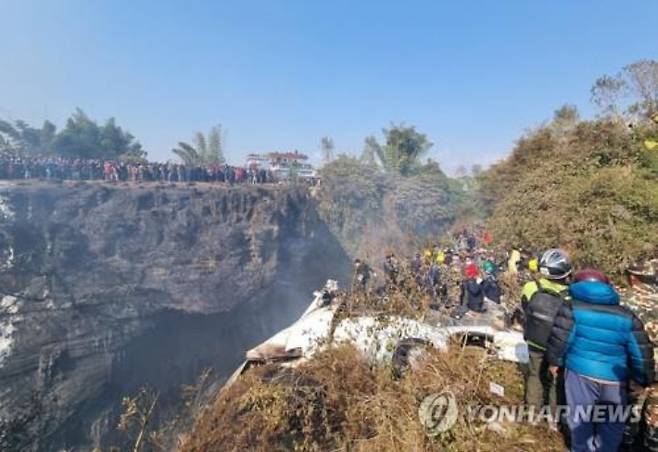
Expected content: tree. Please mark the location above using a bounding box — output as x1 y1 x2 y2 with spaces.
0 119 57 157
320 136 335 164
172 125 225 166
455 165 468 178
553 104 579 125
0 134 9 156
52 109 145 160
591 59 658 120
366 123 433 175
194 132 207 162
0 111 145 160
172 142 203 166
206 125 225 164
549 104 581 136
624 60 658 118
591 75 625 118
360 136 380 166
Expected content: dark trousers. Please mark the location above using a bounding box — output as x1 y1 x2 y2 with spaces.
565 369 627 452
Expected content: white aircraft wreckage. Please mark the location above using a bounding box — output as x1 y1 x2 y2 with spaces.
225 280 529 389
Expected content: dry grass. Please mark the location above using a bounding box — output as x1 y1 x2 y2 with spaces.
180 342 563 452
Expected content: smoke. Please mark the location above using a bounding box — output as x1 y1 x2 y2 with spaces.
316 161 463 270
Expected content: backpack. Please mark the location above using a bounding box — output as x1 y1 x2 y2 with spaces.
524 280 569 349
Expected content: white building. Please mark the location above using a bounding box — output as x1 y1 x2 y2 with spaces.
246 151 317 181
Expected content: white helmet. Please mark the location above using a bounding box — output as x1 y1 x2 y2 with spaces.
539 248 572 280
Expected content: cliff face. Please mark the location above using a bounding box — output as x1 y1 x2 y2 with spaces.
0 182 350 450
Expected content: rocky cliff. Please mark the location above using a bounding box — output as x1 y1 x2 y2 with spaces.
0 181 351 450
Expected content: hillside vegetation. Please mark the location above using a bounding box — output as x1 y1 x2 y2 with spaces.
477 60 658 276
479 115 658 277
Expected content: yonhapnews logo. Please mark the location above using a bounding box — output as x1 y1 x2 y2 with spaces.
418 391 459 436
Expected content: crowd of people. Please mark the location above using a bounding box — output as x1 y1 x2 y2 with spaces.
0 156 275 184
352 228 506 314
351 228 657 452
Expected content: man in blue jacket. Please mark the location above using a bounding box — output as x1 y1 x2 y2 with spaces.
546 269 655 452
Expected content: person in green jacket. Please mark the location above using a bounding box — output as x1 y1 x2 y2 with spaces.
521 248 572 412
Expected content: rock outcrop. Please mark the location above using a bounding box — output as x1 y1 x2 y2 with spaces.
0 181 350 450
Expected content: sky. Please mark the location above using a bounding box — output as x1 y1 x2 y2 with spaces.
1 1 657 173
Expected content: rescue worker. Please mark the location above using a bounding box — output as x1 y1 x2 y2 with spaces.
435 249 446 266
624 258 658 451
423 248 433 266
426 261 441 303
411 252 423 289
383 253 400 288
626 258 658 343
352 258 372 293
521 248 572 412
443 252 461 307
427 250 447 303
546 269 655 452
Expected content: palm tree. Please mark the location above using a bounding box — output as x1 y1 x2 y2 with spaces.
172 125 225 166
362 123 433 175
172 142 203 166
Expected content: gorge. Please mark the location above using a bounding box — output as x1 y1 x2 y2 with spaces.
0 182 352 450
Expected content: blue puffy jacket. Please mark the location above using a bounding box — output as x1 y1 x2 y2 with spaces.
546 281 655 385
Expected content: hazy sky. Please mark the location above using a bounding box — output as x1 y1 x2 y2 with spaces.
2 1 657 172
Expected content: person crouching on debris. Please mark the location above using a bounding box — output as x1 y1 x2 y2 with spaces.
463 262 485 312
546 269 655 452
480 260 502 304
521 248 572 414
454 262 485 316
352 258 372 293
